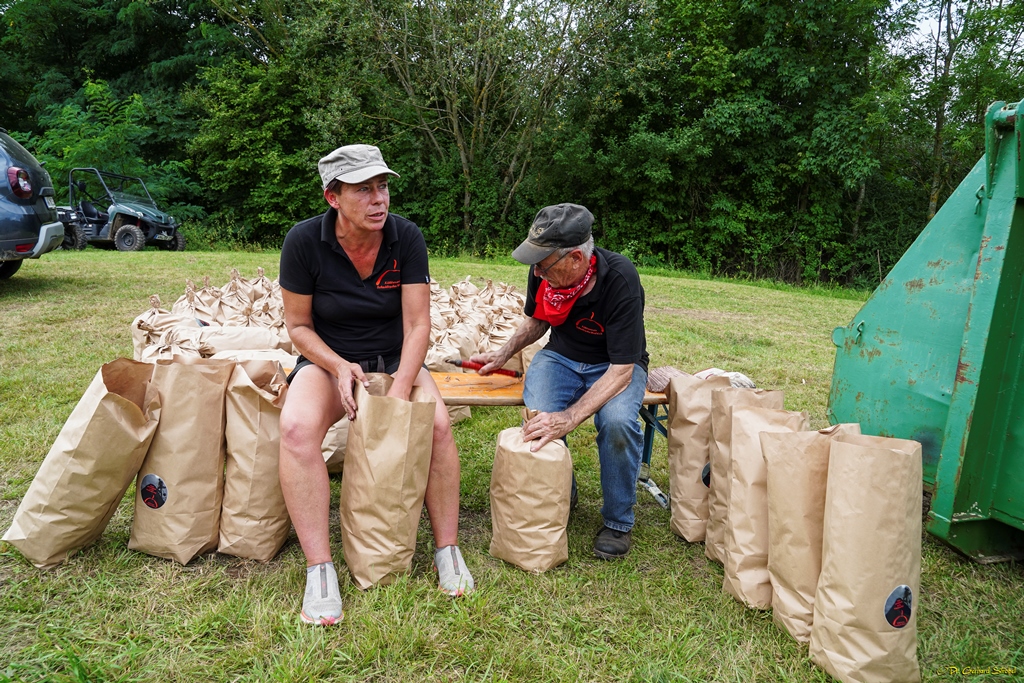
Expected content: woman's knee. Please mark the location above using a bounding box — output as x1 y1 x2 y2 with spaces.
280 368 342 454
280 398 336 456
432 407 455 448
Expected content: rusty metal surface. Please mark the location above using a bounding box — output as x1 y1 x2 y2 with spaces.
828 157 983 484
829 100 1024 562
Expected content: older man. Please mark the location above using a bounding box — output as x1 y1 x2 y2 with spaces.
471 203 649 559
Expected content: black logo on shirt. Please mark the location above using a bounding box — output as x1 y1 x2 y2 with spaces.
376 259 401 290
576 312 605 335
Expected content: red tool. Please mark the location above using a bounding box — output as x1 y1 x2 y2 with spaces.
447 359 522 378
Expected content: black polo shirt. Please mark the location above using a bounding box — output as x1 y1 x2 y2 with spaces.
524 247 649 371
279 209 430 363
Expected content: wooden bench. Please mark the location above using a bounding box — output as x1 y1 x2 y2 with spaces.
431 371 671 508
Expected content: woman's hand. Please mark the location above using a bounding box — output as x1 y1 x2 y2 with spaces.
335 359 369 420
386 375 414 402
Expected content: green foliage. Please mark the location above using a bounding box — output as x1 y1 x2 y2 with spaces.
535 0 901 282
184 58 325 244
3 0 1023 280
14 80 205 222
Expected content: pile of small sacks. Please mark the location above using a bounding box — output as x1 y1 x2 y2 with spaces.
131 268 543 372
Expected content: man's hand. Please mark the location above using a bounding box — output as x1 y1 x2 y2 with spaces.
468 350 509 376
335 360 369 420
522 410 578 452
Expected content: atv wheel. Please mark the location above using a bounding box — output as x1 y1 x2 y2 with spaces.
114 224 145 252
161 232 186 251
62 222 87 250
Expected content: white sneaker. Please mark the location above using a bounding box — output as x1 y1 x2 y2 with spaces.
300 562 343 625
434 545 474 597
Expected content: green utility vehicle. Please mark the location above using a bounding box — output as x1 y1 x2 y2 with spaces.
57 168 185 251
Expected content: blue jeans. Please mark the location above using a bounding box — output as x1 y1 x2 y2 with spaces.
523 349 647 532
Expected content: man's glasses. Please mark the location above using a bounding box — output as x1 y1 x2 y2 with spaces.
534 250 573 276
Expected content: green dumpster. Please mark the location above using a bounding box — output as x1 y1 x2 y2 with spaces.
828 100 1024 562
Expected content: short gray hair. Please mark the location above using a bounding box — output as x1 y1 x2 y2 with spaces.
557 235 594 261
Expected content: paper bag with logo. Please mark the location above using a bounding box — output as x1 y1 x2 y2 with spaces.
218 360 290 561
705 388 783 563
3 359 161 568
128 358 235 564
489 409 573 573
721 405 810 609
810 433 922 683
761 423 861 643
666 373 732 542
340 373 435 589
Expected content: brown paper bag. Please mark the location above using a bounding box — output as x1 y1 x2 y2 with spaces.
164 325 284 354
705 388 783 563
340 373 435 589
761 424 861 643
666 374 732 542
322 418 349 475
218 269 252 321
130 295 200 361
3 359 161 568
810 433 922 683
722 405 810 609
209 348 297 366
248 267 276 302
218 360 290 561
128 358 235 564
489 416 572 573
194 276 224 323
139 341 204 363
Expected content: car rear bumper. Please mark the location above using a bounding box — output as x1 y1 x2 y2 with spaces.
28 221 64 258
1 220 63 261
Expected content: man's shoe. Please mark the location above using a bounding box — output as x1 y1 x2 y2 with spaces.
593 526 632 560
434 545 474 597
570 487 578 512
300 562 343 625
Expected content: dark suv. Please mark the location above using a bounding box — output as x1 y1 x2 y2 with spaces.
1 128 63 279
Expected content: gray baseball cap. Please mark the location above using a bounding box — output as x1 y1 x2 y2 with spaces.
318 144 399 189
511 203 594 264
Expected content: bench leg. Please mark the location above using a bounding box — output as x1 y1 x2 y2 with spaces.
637 404 669 509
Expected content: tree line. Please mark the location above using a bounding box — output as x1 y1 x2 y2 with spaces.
2 0 1022 285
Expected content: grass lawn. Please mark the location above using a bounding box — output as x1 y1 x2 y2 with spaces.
1 250 1022 682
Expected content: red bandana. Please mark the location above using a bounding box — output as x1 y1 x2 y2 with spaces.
533 255 597 326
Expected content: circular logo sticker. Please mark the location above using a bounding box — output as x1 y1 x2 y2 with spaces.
140 474 168 509
701 463 712 488
884 585 913 628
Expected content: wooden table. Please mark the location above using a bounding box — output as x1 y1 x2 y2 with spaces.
430 371 671 508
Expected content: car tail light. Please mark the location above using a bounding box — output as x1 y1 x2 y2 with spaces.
15 243 33 253
7 167 32 199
